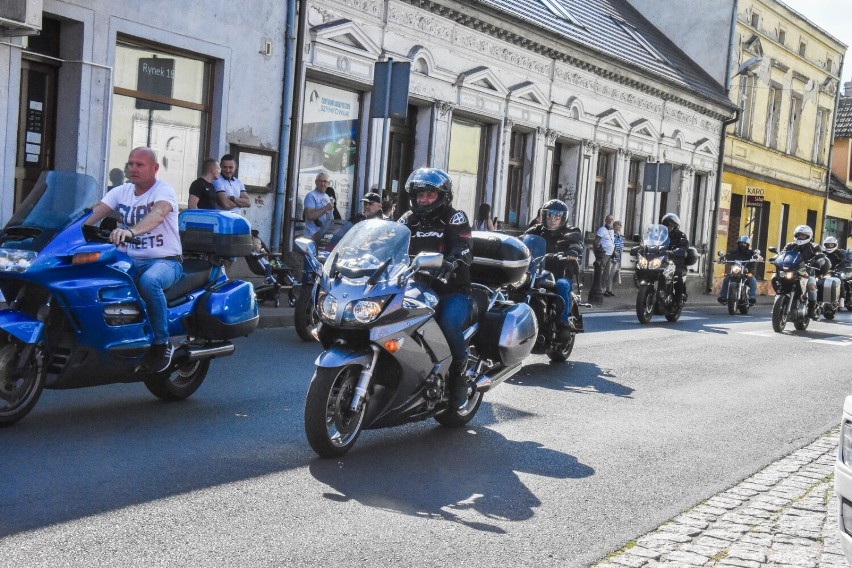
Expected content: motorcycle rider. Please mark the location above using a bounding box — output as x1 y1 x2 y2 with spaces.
660 212 690 305
398 168 474 409
823 236 844 269
781 225 830 319
718 235 760 306
523 199 584 336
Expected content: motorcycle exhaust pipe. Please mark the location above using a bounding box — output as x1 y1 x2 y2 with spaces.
178 342 235 362
475 363 523 393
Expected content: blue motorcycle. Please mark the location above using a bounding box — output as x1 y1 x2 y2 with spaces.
0 172 259 425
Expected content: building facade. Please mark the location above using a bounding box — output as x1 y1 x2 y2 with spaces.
0 1 291 244
829 86 852 248
292 0 735 276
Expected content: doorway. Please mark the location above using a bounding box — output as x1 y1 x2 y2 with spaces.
15 58 59 210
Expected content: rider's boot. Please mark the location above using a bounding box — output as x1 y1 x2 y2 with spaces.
448 360 470 410
808 299 818 320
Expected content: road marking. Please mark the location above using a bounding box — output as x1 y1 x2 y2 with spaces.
808 336 852 346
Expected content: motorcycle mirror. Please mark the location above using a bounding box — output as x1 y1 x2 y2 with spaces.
629 245 640 256
631 234 640 242
717 251 724 257
768 246 778 254
412 252 444 270
294 237 318 258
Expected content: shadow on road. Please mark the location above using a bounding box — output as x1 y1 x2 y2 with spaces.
509 361 634 398
308 421 593 533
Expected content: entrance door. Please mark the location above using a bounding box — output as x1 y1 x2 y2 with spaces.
15 58 58 210
385 106 416 218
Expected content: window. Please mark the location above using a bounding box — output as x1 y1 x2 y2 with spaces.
799 41 807 57
806 210 818 235
541 0 582 26
689 174 706 245
813 107 830 164
625 159 641 237
826 56 834 73
592 152 611 225
787 94 802 156
448 118 488 223
765 84 782 149
778 203 789 248
109 39 213 206
505 130 528 227
751 11 760 28
778 29 786 46
736 74 755 139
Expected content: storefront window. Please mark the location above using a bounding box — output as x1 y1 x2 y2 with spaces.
296 81 359 222
108 39 212 205
448 119 486 222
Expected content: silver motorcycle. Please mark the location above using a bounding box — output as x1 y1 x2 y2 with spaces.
296 220 537 458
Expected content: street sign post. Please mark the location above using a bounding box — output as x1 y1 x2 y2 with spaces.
643 162 672 224
371 59 411 195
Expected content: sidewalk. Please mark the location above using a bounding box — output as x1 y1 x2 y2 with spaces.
594 429 844 568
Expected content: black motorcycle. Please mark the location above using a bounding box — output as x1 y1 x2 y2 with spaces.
293 219 352 341
716 251 761 316
500 233 587 362
768 247 817 332
631 224 694 324
833 249 852 313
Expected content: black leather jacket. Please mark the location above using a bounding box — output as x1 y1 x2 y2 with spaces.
399 207 472 293
523 224 584 258
781 241 830 275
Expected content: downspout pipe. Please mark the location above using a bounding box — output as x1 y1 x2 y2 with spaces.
271 0 299 252
821 54 844 240
705 0 740 294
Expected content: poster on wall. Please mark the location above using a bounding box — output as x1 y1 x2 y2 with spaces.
296 81 359 223
132 117 200 205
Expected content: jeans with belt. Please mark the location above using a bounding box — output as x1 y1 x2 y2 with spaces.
134 257 183 344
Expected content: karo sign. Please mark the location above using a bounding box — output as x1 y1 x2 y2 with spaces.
745 186 764 208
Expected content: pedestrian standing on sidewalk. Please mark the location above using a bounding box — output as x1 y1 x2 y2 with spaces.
594 214 616 293
187 158 220 210
475 203 496 231
605 220 623 296
215 154 251 211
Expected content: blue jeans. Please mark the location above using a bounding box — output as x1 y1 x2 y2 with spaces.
134 258 183 344
556 278 573 322
435 292 474 365
719 275 757 300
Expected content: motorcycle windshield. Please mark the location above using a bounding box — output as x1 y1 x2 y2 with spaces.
2 171 100 250
521 234 546 275
774 250 802 269
325 219 411 282
642 224 669 247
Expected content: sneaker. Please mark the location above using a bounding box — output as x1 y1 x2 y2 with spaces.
139 343 174 374
264 276 277 285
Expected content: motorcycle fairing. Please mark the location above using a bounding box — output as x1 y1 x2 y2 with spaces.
0 309 45 344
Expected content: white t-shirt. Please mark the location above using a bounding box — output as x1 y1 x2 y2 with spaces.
596 225 615 255
213 176 246 208
303 189 334 237
100 180 182 259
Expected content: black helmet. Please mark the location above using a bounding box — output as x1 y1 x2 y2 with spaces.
661 212 680 232
540 199 568 232
405 168 452 220
737 235 750 248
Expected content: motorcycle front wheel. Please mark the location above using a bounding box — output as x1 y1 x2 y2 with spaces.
143 358 210 400
0 334 46 426
772 295 789 333
636 284 654 324
727 283 738 316
294 287 318 342
304 365 366 458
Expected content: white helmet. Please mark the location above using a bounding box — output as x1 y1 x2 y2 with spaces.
823 236 838 252
793 225 813 246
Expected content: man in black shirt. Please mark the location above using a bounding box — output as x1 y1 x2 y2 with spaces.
188 158 220 209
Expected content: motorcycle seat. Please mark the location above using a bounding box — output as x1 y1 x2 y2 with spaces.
470 287 489 325
166 258 216 305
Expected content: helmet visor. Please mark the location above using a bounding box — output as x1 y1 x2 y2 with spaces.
824 243 837 251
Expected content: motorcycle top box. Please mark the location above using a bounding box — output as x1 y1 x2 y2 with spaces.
179 210 251 256
470 231 531 288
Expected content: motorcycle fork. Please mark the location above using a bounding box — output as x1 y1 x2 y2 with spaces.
349 345 381 412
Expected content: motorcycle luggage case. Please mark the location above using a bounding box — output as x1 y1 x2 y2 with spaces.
470 231 530 287
192 279 259 339
179 210 252 256
473 301 537 367
817 276 841 303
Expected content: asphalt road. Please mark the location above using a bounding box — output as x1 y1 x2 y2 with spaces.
2 304 851 567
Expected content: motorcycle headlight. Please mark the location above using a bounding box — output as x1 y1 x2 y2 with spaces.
638 257 648 269
0 249 37 272
342 296 391 324
638 257 662 269
730 265 742 274
318 291 338 321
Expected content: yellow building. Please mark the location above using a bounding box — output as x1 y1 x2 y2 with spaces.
715 0 846 293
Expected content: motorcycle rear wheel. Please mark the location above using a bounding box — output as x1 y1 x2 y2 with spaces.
294 287 318 342
143 359 210 401
824 306 836 320
0 335 46 426
435 386 483 427
304 365 366 458
772 295 788 333
636 284 654 324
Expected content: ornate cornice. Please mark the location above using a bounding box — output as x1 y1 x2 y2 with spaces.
545 129 559 146
435 100 454 117
399 0 733 121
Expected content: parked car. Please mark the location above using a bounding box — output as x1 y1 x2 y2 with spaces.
834 395 852 563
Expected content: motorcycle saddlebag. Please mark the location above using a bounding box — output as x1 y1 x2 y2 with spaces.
192 279 259 339
470 231 531 288
817 276 841 303
179 210 252 256
473 301 537 367
684 246 699 267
